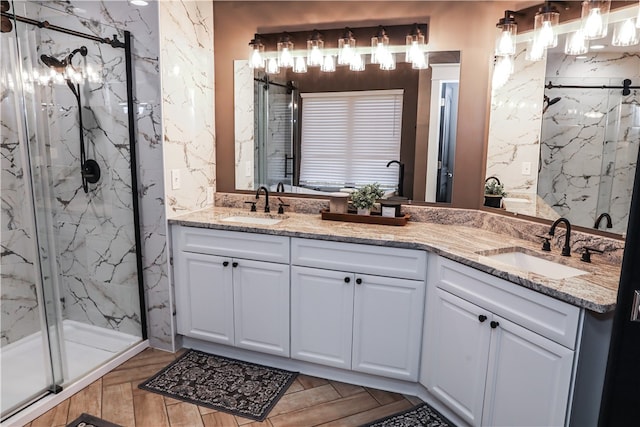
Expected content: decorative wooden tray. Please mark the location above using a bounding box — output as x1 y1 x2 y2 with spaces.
320 209 410 226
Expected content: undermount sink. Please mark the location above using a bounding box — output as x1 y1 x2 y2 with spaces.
221 215 283 225
478 248 588 280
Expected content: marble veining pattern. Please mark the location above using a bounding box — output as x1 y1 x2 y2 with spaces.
160 1 215 218
486 45 546 210
211 198 623 313
1 1 178 350
234 60 254 191
539 50 639 235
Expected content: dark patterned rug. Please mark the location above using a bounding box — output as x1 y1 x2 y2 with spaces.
362 402 455 427
66 413 123 427
138 349 297 421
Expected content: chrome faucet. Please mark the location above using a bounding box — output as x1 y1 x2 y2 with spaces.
549 217 572 256
594 212 612 229
386 160 404 197
256 186 270 213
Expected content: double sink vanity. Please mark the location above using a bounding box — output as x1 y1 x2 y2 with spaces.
169 202 620 427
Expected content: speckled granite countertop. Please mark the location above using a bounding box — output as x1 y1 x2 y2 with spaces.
169 207 620 314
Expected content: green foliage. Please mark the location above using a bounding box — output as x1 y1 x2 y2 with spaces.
484 179 506 196
351 183 385 209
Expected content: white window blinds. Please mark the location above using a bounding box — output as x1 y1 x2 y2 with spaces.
299 90 403 189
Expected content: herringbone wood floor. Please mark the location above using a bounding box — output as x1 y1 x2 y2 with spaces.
24 348 424 427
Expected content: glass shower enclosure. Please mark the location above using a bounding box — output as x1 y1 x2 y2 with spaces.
254 74 296 190
1 2 145 420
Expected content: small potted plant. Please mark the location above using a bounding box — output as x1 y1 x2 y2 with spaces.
484 176 506 208
351 183 384 215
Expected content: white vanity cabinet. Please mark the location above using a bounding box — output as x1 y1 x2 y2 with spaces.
290 238 427 381
421 255 580 427
172 226 290 357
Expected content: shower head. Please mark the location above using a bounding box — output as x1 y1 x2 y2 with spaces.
548 96 561 107
40 54 66 72
40 46 88 74
543 95 562 113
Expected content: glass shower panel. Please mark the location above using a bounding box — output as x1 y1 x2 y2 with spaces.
1 16 57 419
19 19 143 383
0 5 143 420
596 83 640 234
254 78 294 188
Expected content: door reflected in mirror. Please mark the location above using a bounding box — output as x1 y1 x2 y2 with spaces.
234 51 461 203
485 6 639 236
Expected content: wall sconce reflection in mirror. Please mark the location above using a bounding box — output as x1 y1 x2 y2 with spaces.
249 23 429 76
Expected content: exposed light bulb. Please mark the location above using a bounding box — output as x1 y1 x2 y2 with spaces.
350 53 365 71
539 21 556 48
585 8 604 38
279 47 293 68
266 57 280 74
250 48 264 69
308 46 323 67
380 53 396 70
565 30 589 55
293 57 307 73
412 52 428 69
496 30 515 56
612 18 639 47
526 37 545 61
321 55 336 72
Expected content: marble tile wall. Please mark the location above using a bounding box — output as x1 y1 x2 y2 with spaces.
160 2 215 218
1 0 215 350
485 45 547 213
0 36 40 345
540 52 639 235
234 60 255 191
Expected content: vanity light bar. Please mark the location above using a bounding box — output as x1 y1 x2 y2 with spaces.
249 23 429 74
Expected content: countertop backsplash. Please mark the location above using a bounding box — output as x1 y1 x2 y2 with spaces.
215 192 625 266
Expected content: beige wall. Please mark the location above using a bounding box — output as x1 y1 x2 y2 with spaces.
213 1 507 208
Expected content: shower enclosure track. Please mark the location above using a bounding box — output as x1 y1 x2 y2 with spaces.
545 79 638 96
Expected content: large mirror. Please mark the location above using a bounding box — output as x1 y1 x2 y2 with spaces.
485 5 639 236
234 51 461 203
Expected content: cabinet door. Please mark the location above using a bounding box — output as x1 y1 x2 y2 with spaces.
352 274 425 381
482 316 574 427
174 252 234 344
422 288 491 426
291 266 354 369
233 259 290 357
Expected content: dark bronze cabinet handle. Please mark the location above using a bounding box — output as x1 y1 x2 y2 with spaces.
344 277 351 283
478 314 487 323
223 261 229 267
490 321 500 329
232 262 238 268
355 278 362 285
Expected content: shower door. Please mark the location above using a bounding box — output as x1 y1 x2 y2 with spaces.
254 77 295 189
1 2 144 420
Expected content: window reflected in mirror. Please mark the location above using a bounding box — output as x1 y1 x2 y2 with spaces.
234 52 461 203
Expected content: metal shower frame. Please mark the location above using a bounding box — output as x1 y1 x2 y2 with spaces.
1 10 148 341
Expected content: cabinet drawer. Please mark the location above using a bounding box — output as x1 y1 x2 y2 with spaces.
174 226 289 264
433 256 581 349
292 238 426 280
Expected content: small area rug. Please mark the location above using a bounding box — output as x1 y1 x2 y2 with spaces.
66 413 123 427
138 349 297 421
362 402 454 427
